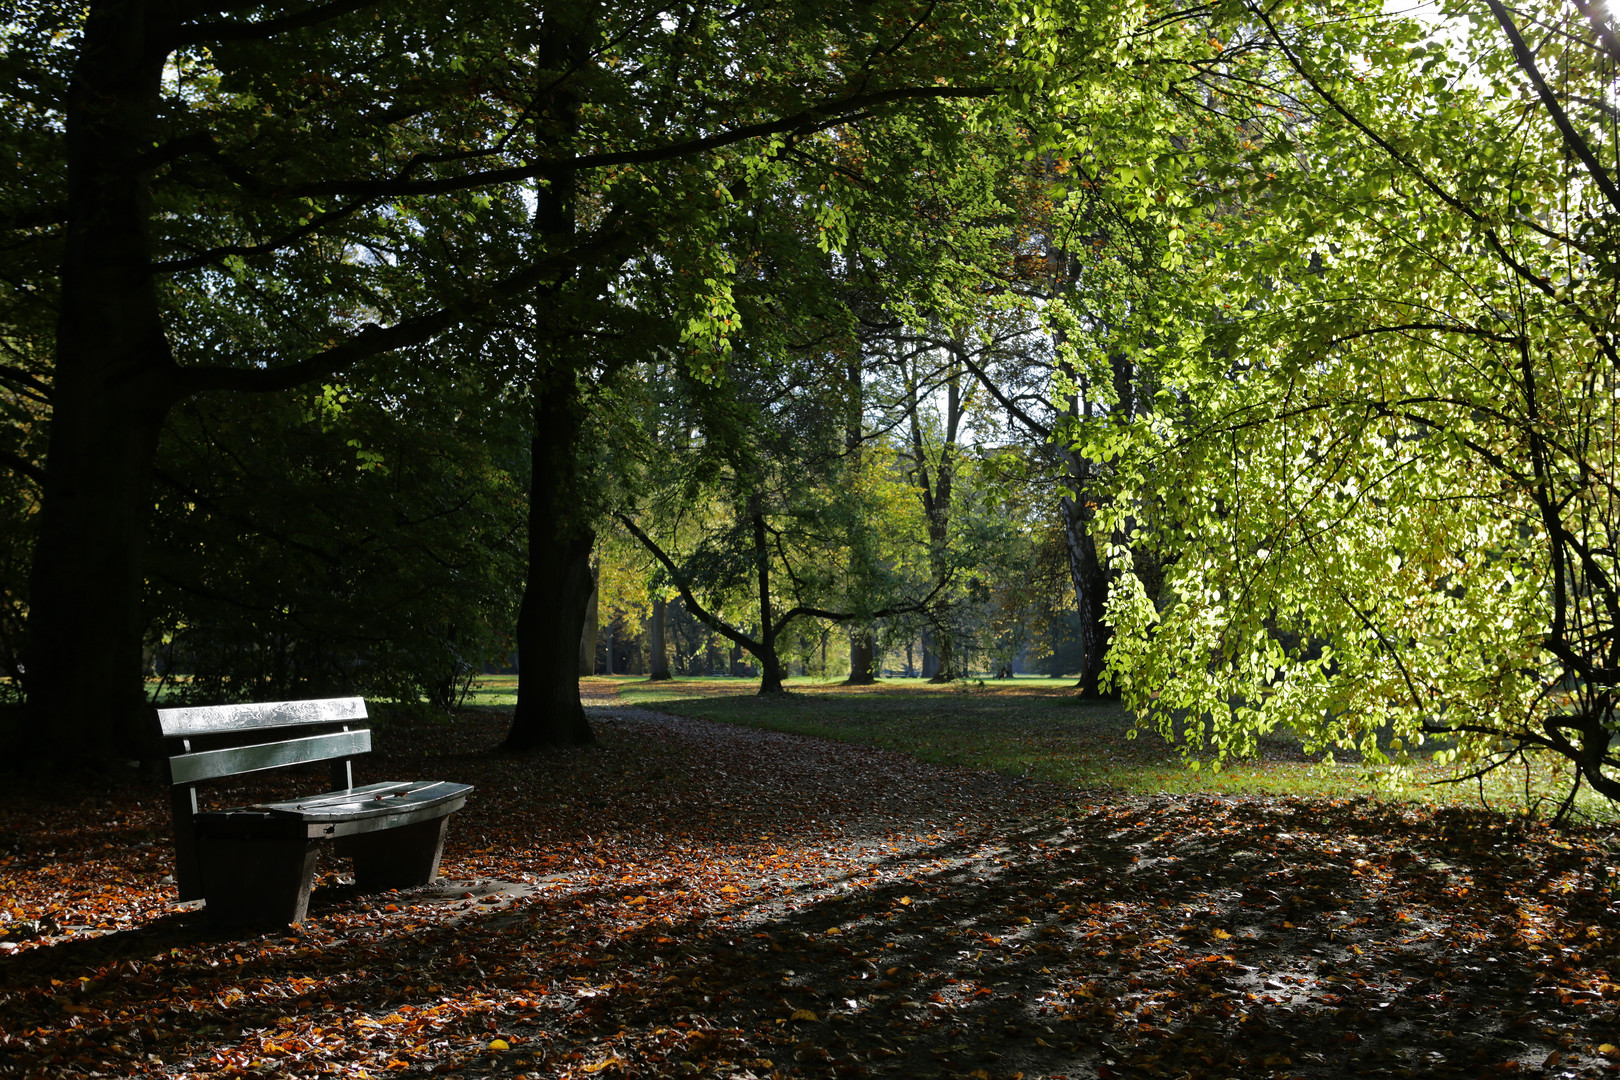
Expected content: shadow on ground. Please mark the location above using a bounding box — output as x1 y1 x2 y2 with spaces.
1 708 1617 1079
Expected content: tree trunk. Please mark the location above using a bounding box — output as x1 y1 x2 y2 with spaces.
627 628 645 675
1060 488 1114 698
22 1 179 769
579 561 598 675
504 10 595 751
504 373 595 750
928 627 957 684
846 628 877 685
921 632 939 680
648 596 672 680
751 505 786 693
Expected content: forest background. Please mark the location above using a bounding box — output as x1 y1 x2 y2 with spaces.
4 0 1620 811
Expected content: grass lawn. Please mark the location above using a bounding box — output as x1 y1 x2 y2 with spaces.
467 672 1619 824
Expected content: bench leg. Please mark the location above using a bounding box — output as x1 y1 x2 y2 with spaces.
336 816 451 890
198 835 321 927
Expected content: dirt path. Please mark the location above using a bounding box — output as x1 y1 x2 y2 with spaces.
1 701 1617 1078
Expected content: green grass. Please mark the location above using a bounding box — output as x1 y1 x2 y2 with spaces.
558 673 1367 799
468 673 1610 824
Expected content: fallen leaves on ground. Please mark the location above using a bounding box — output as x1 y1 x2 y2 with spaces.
1 692 1618 1079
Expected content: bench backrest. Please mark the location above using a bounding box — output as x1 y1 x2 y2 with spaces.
157 697 371 784
155 697 371 902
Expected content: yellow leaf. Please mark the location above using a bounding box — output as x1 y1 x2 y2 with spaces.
1212 929 1232 940
582 1058 624 1073
1599 1044 1620 1055
897 896 912 906
486 1039 509 1051
791 1009 819 1022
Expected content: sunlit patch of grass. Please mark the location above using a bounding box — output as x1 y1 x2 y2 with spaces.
462 673 520 707
565 675 1619 822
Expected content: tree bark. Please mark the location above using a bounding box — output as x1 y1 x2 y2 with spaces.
751 503 786 693
841 338 877 688
905 343 963 684
503 8 596 750
22 0 181 768
845 628 877 685
648 596 672 680
1059 479 1114 699
579 563 598 675
504 371 595 750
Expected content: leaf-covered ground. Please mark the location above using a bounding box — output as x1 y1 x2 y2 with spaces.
2 692 1619 1079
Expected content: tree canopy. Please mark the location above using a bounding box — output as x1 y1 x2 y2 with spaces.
6 0 1618 811
1084 0 1620 810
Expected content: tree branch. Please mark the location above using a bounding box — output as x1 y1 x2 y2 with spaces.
173 212 647 397
616 512 765 658
281 85 998 200
178 0 382 45
1484 0 1620 217
0 449 45 487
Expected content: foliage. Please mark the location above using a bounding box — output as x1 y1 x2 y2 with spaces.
18 0 1215 761
1086 0 1620 810
146 379 527 710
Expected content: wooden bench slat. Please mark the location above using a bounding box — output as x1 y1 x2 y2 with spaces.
252 780 419 812
266 781 471 825
168 728 372 785
194 785 472 839
156 696 367 737
253 780 470 819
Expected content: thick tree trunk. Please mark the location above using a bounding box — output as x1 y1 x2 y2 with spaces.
504 376 595 750
1060 489 1114 698
846 628 876 685
504 10 596 750
648 596 671 680
26 386 171 767
928 627 956 684
22 0 179 769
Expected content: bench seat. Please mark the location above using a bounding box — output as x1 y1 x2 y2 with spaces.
157 698 473 927
197 779 472 837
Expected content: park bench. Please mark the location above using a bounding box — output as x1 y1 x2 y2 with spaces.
155 697 472 927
